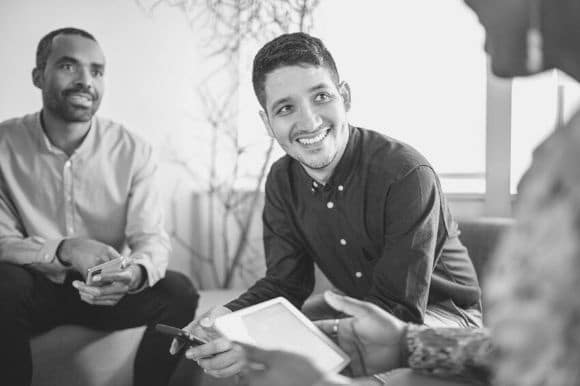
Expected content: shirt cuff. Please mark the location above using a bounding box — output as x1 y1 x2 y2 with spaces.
36 238 64 265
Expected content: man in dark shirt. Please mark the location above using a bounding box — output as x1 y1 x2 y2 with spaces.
173 32 481 378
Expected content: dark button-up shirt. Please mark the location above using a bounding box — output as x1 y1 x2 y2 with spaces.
226 126 481 323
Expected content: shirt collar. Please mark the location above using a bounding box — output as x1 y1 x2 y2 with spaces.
34 110 97 158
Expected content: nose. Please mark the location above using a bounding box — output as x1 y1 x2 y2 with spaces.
298 103 322 132
74 66 93 90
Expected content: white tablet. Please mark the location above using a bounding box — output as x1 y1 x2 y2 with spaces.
214 297 350 373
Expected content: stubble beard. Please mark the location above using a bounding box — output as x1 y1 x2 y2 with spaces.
43 89 99 123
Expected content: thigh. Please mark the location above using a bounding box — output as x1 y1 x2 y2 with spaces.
377 369 482 386
0 263 69 334
68 270 197 330
424 300 482 328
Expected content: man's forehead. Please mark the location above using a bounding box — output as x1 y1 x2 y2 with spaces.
48 34 105 64
264 65 336 104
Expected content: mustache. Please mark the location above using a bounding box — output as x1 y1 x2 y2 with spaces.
62 86 97 100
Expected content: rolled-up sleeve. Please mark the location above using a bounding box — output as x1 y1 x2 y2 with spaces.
125 144 170 288
364 166 441 323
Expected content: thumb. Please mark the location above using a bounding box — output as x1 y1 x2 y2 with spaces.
323 291 374 317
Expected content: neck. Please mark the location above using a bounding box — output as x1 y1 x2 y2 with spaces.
41 109 91 156
302 126 350 185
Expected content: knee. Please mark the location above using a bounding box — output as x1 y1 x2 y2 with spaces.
0 263 34 318
154 271 198 320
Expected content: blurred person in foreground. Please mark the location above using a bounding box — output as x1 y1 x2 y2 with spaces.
236 0 580 385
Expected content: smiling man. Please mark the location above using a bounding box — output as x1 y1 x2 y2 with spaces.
0 27 198 386
175 32 482 379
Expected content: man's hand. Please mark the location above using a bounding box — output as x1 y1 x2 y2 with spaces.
169 305 247 378
314 291 407 377
72 261 144 306
72 279 129 306
58 238 121 279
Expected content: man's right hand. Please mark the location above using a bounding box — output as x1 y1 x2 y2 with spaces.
58 238 121 280
169 305 248 378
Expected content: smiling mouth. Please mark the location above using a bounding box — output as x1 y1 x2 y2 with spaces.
296 128 330 145
66 93 94 107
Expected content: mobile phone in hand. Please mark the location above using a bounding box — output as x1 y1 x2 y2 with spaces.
86 256 126 286
155 323 208 347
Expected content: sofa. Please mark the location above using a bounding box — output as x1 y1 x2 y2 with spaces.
30 217 511 386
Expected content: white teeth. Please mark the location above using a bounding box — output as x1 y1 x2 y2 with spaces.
297 129 329 145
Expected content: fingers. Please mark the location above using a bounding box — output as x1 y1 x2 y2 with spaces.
185 337 233 361
323 291 375 317
105 246 121 260
73 280 129 296
79 292 123 306
170 337 186 355
95 270 132 285
314 317 346 338
195 342 245 377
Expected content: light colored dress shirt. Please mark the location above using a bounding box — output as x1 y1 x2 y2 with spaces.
0 112 170 286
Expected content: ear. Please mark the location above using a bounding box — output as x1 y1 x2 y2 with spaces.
259 110 274 138
32 68 43 89
339 81 352 112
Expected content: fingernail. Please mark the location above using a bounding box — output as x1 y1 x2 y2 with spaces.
200 317 213 328
93 275 101 282
72 281 80 288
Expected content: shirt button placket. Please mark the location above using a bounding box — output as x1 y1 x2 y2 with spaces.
63 160 74 235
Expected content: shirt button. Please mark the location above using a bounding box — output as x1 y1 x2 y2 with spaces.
65 161 71 168
339 238 347 246
313 181 319 188
338 185 344 191
355 271 363 278
327 201 334 209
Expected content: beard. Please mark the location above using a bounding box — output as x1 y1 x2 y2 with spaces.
42 87 100 123
295 150 336 170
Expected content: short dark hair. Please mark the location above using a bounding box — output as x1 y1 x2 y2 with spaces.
252 32 340 109
36 27 97 70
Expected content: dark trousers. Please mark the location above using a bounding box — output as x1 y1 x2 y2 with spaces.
0 262 199 386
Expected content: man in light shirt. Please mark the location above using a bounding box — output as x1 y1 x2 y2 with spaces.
0 27 198 386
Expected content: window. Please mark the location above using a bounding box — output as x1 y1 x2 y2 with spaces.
312 0 487 193
511 71 580 193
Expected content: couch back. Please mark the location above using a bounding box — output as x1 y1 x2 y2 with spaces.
457 217 513 281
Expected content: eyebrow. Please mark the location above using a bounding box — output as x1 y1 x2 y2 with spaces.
54 56 105 70
269 83 332 112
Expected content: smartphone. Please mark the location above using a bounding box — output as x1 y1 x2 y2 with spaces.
86 256 126 285
155 324 208 347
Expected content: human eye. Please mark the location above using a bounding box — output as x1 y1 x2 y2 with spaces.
314 92 334 103
275 105 293 116
92 68 104 78
60 62 75 72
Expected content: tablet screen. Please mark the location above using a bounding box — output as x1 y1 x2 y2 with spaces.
215 297 349 373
